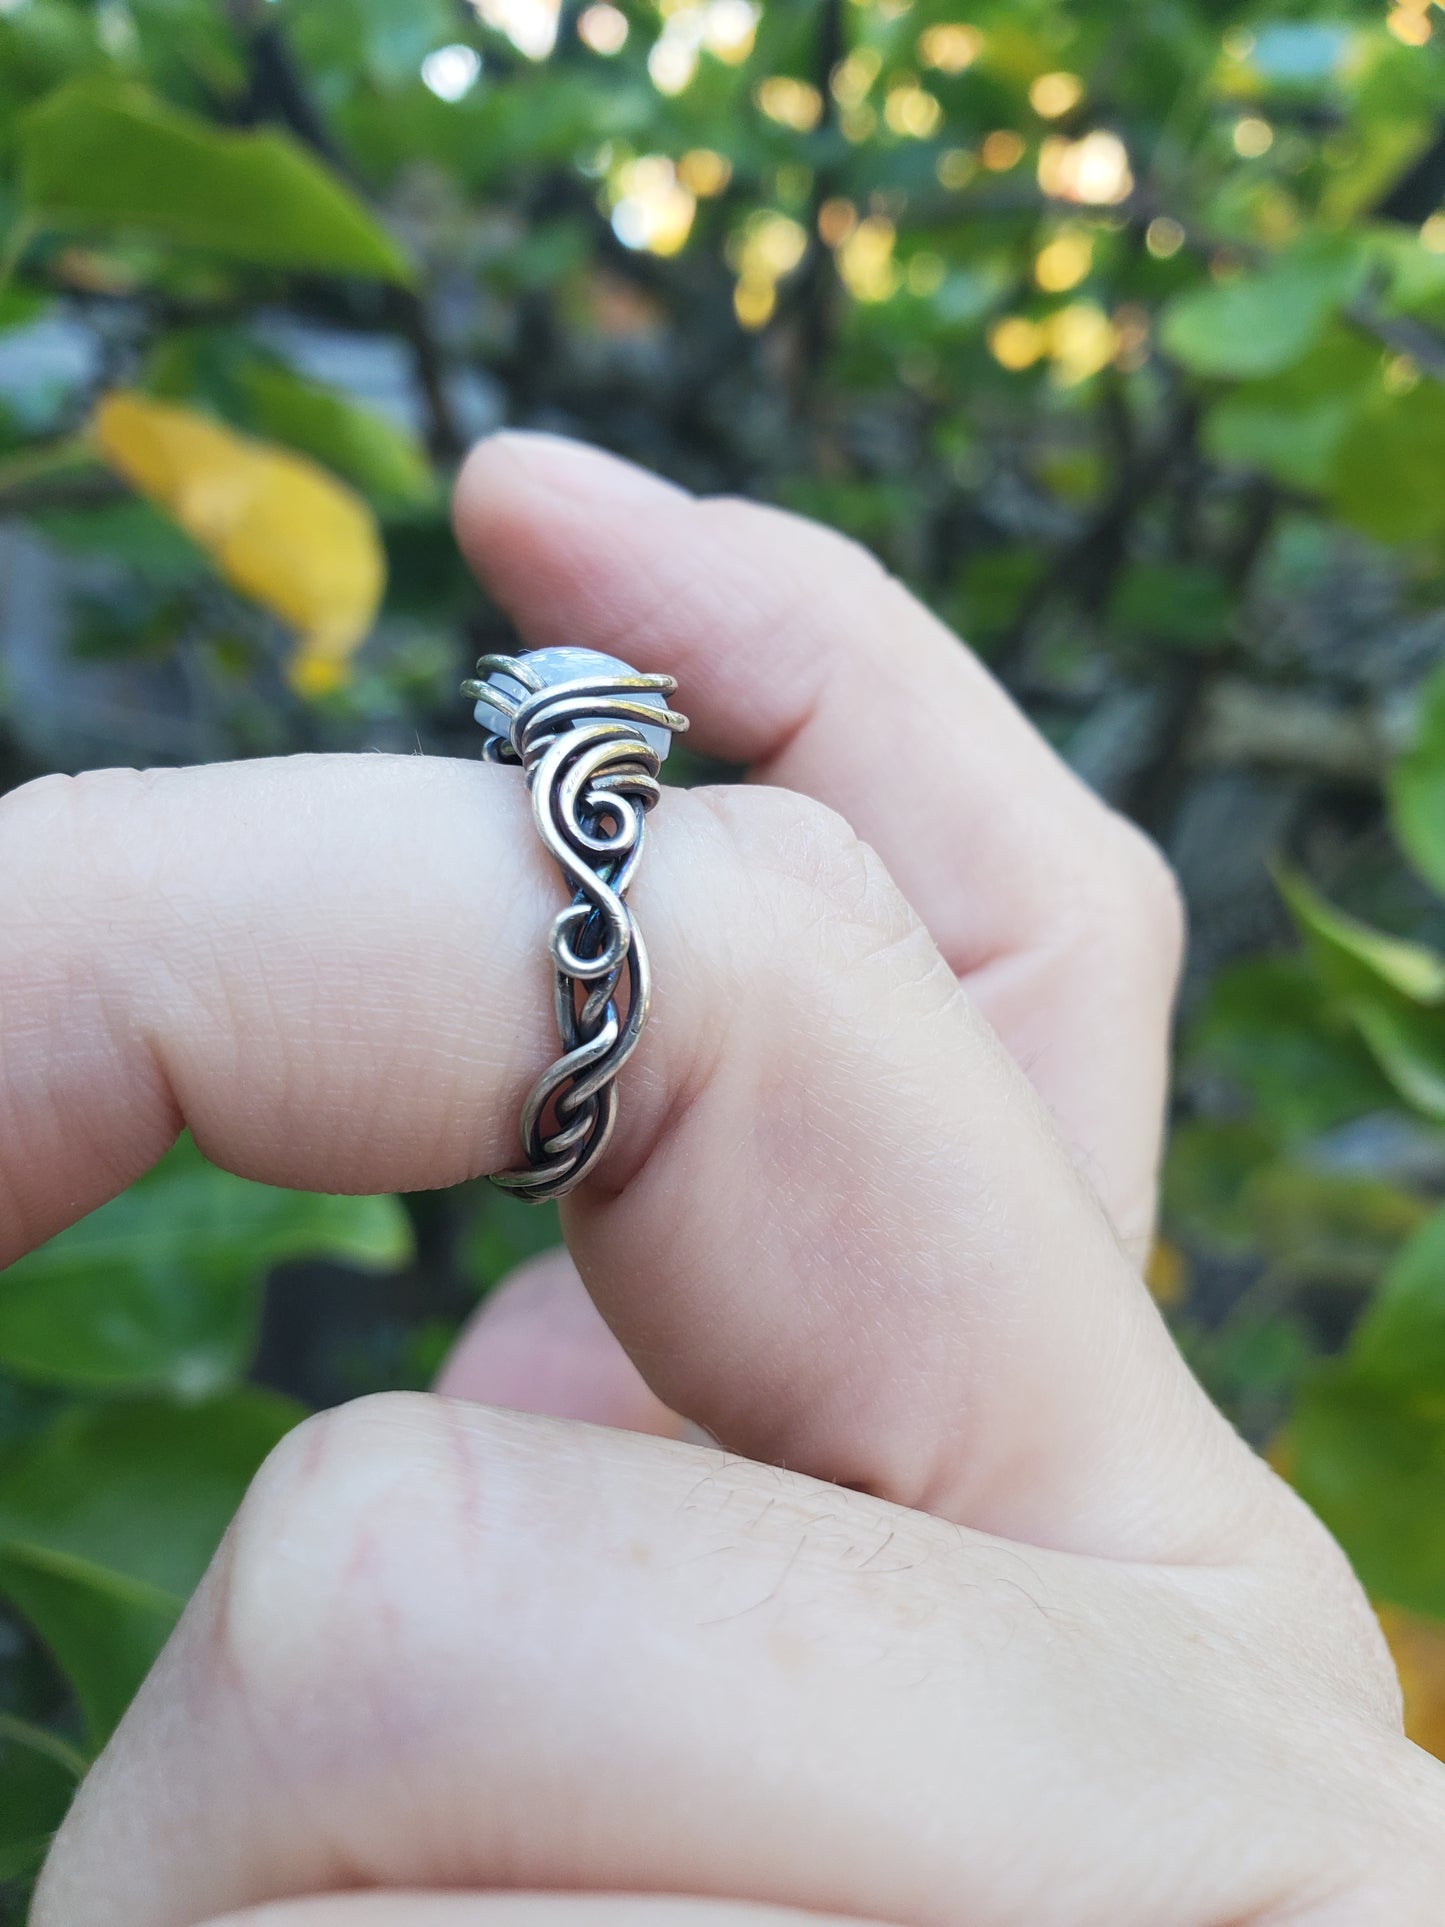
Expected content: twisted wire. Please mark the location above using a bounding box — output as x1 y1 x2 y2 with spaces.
463 654 688 1201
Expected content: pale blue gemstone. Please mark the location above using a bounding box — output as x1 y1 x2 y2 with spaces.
473 645 672 761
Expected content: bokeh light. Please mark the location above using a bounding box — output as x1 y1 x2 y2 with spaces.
648 0 756 90
1038 130 1133 205
469 0 559 61
917 23 982 73
981 130 1026 172
577 4 628 54
936 147 977 189
1388 3 1432 45
732 208 809 328
1233 116 1274 158
836 215 899 302
610 155 697 256
1047 301 1117 384
831 48 881 105
1113 303 1151 371
756 77 825 132
989 315 1045 370
1034 227 1093 293
702 0 758 61
678 148 733 197
817 197 859 246
884 84 943 139
1029 72 1084 120
420 44 482 100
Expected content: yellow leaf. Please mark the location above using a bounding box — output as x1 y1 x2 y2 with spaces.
93 391 384 692
1263 1426 1293 1481
1145 1238 1187 1308
1378 1605 1445 1760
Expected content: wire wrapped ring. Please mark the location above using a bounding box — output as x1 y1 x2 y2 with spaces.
463 647 689 1202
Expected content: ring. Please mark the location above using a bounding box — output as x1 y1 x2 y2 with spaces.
463 646 689 1202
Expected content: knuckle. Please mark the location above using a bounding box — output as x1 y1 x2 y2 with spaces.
1294 1525 1408 1727
711 783 905 933
1243 1467 1406 1728
765 789 882 917
698 783 944 992
1116 823 1188 970
0 768 184 914
206 1393 454 1715
0 767 140 851
1070 815 1187 985
200 1399 630 1752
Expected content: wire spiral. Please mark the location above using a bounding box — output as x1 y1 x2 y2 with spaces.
462 653 689 1201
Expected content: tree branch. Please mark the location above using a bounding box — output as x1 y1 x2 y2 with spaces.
228 5 467 459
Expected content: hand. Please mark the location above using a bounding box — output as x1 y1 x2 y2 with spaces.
21 436 1445 1927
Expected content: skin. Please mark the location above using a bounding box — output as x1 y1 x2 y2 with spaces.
16 432 1445 1927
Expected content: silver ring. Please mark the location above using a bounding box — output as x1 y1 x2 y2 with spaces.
463 646 689 1202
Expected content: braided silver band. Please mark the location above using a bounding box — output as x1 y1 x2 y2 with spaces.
464 649 689 1202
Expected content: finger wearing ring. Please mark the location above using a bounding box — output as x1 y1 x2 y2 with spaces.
463 646 689 1202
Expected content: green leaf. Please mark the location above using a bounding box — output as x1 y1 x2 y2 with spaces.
0 1713 84 1882
1160 239 1366 382
1280 870 1445 1005
1188 957 1397 1141
34 498 207 586
1368 224 1445 321
1110 561 1232 648
18 77 412 283
1280 873 1445 1122
1321 114 1432 227
463 1190 562 1294
1204 1313 1315 1408
0 1712 84 1781
1246 1164 1426 1277
1291 1214 1445 1618
241 361 436 509
0 1390 302 1597
1165 1124 1423 1271
1164 1121 1279 1251
0 1139 412 1395
1389 661 1445 898
1352 1206 1445 1388
1292 1369 1445 1619
1328 380 1445 545
0 1543 179 1749
1203 329 1378 492
0 287 47 333
1350 998 1445 1124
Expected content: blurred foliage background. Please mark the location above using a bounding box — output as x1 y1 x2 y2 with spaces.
4 0 1445 1903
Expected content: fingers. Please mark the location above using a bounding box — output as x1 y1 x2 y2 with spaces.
34 1400 1390 1927
453 433 1182 1257
433 1250 680 1437
0 756 1258 1556
205 1897 873 1926
0 756 548 1255
575 784 1245 1558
